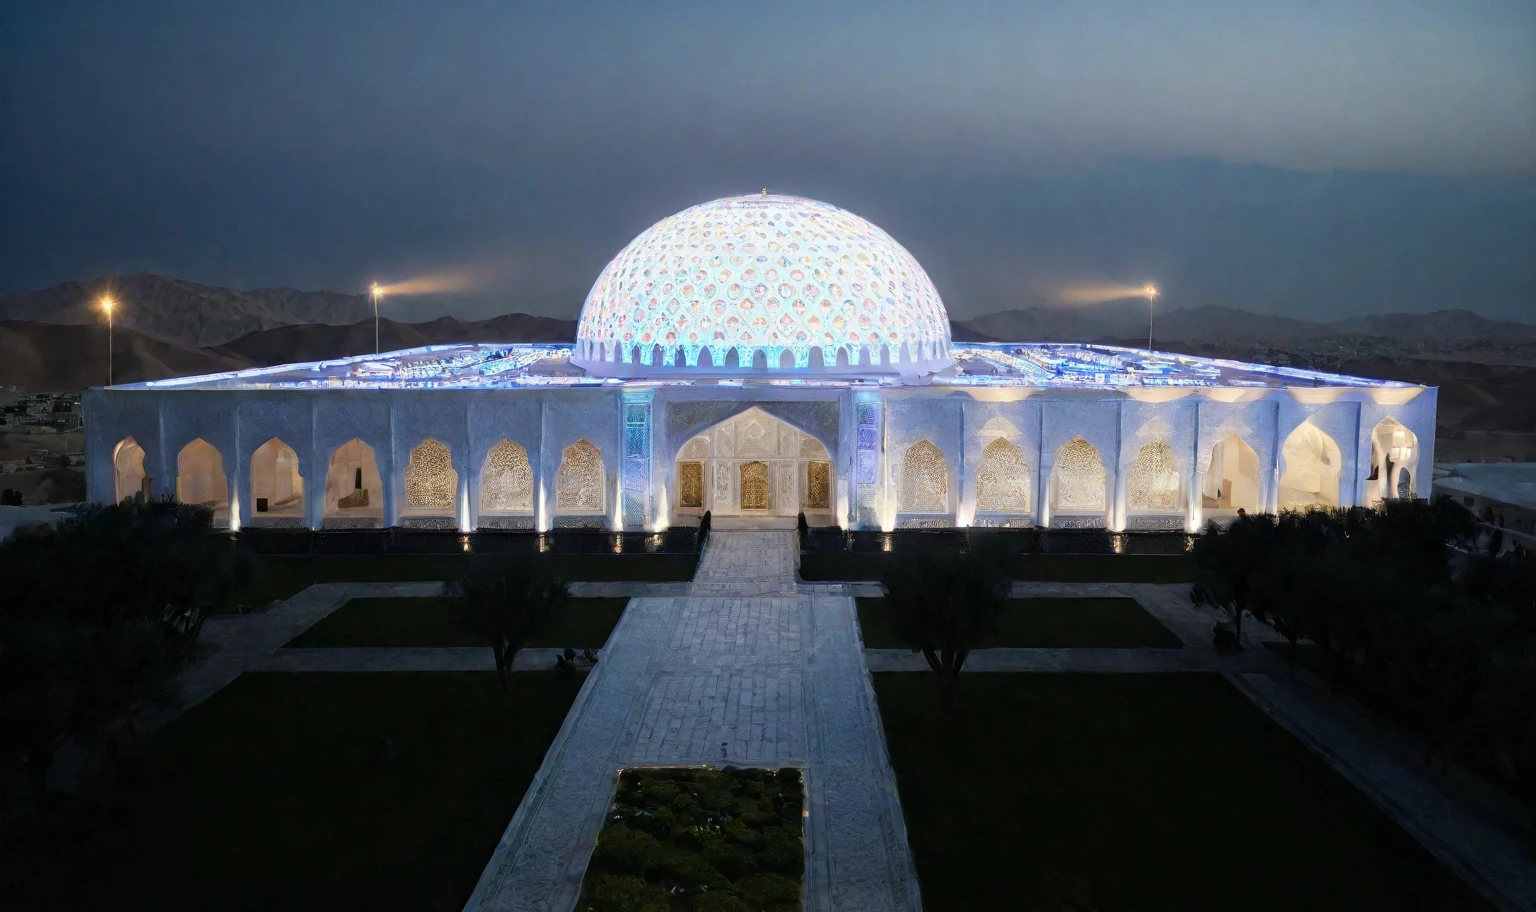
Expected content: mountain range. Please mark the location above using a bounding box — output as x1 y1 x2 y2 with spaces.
0 274 372 348
2 275 1535 392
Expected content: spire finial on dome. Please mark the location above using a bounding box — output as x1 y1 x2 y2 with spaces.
761 187 767 197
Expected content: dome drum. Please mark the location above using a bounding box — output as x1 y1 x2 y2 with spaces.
572 194 953 381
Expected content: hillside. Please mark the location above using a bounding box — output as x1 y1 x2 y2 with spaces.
0 321 255 390
0 274 371 347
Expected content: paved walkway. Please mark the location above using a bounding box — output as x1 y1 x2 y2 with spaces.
464 531 922 912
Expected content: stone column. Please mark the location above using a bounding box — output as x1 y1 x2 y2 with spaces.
1188 468 1205 532
621 391 653 530
383 404 401 528
304 436 323 529
851 392 884 530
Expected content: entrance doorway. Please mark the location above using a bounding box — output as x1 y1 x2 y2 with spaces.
670 407 834 527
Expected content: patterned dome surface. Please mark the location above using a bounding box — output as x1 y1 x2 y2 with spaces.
573 194 952 377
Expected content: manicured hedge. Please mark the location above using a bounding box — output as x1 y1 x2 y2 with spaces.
578 766 804 912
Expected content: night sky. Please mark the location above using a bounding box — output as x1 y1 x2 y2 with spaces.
3 0 1533 321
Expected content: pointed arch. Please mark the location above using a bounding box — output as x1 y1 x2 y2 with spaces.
480 439 533 513
1369 416 1419 505
250 437 303 516
403 437 456 512
113 437 147 503
325 438 383 518
1052 436 1106 513
1203 434 1259 513
975 437 1030 514
555 439 605 513
900 439 948 513
1127 440 1181 512
175 439 228 517
1279 422 1342 509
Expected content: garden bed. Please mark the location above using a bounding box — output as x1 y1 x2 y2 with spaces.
856 596 1184 648
577 766 804 912
0 671 582 911
222 550 698 611
800 550 1191 583
873 672 1491 911
283 596 628 649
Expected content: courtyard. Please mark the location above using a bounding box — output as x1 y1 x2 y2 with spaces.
2 528 1530 911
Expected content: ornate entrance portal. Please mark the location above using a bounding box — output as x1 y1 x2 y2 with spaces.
671 407 834 525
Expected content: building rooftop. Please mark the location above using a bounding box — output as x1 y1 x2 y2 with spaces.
107 341 1418 393
1433 463 1536 511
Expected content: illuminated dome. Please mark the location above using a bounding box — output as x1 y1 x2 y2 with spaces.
572 194 952 379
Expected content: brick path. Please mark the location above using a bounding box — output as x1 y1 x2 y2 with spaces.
463 531 922 912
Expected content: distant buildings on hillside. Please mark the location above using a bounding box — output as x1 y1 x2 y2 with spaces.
0 389 83 431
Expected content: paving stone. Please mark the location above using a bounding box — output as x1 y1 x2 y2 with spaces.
464 531 923 912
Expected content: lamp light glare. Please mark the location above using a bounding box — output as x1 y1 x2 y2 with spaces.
1143 284 1158 299
101 296 115 313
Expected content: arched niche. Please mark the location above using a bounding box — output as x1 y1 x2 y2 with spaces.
900 439 948 513
975 437 1030 514
403 437 457 515
479 439 533 514
113 437 148 503
1279 422 1342 509
250 437 304 517
555 439 605 514
1127 440 1182 513
325 438 384 522
1051 436 1106 519
1203 434 1260 514
176 439 228 518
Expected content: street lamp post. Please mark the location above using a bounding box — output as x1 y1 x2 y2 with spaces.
1143 283 1159 353
370 283 382 355
101 296 116 385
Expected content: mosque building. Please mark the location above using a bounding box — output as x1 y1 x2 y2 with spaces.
83 194 1436 532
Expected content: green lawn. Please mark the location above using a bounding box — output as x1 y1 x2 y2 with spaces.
799 552 1192 584
856 597 1184 649
873 673 1490 911
284 596 629 649
0 672 581 912
225 552 696 611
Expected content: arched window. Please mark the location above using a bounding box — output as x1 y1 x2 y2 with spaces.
176 439 228 515
901 440 948 513
806 462 831 510
113 437 147 503
1279 422 1342 509
325 439 383 516
677 461 705 508
404 438 456 510
739 461 769 510
555 439 604 513
975 438 1030 513
480 440 533 513
1052 436 1106 513
250 438 303 515
1127 440 1181 512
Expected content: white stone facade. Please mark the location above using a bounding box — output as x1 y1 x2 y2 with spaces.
84 380 1438 533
